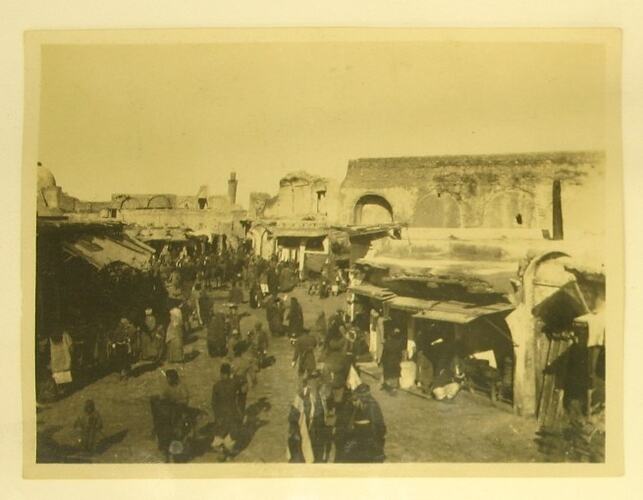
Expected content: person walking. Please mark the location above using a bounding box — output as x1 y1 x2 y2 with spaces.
292 330 318 380
287 297 305 339
287 370 329 463
211 363 242 457
230 341 257 418
207 309 228 358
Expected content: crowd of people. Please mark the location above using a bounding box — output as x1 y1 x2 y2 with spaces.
42 237 396 463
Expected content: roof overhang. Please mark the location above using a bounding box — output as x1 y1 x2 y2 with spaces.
413 301 515 325
348 284 396 301
63 234 153 271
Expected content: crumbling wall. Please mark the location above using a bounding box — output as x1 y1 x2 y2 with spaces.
339 152 604 235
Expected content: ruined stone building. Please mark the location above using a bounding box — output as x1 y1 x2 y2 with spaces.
339 151 605 240
248 171 340 222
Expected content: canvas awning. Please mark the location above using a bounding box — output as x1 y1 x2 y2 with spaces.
348 284 396 301
388 296 439 312
413 301 515 325
63 234 153 270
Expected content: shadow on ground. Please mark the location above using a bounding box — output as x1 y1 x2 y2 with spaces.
37 424 129 463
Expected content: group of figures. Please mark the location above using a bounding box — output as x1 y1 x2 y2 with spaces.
286 309 387 463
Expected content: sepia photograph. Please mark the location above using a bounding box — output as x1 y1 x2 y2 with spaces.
21 28 622 476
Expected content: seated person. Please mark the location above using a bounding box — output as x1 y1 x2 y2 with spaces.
432 356 466 401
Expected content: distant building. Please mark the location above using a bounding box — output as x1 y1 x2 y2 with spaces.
251 171 340 222
37 166 248 248
37 163 83 216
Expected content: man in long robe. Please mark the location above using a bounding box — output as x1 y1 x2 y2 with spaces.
287 371 329 463
265 296 284 337
292 330 318 379
140 308 164 363
287 297 305 338
230 341 257 417
211 363 242 455
380 328 405 393
110 318 137 379
343 383 386 463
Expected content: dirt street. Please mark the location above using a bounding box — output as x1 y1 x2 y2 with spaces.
36 286 542 463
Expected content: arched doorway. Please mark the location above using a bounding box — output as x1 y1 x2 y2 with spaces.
353 194 393 225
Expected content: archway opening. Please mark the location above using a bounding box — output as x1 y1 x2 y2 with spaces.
353 194 393 225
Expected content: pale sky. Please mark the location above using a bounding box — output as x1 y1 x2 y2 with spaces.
38 41 606 206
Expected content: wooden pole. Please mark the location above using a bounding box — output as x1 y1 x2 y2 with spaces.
552 180 564 240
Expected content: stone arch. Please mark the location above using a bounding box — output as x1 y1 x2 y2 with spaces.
120 197 141 210
353 194 393 225
147 195 172 209
482 190 536 228
412 192 461 228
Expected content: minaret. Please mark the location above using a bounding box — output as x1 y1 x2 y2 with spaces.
228 172 238 205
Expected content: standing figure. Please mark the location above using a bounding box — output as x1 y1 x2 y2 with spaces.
287 371 329 463
211 363 242 456
207 309 228 358
165 307 184 363
265 296 284 337
140 308 164 363
249 321 270 369
267 263 279 297
292 330 318 379
110 318 137 380
49 330 74 392
315 311 328 350
343 383 386 463
287 297 305 338
231 341 257 417
380 328 405 394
